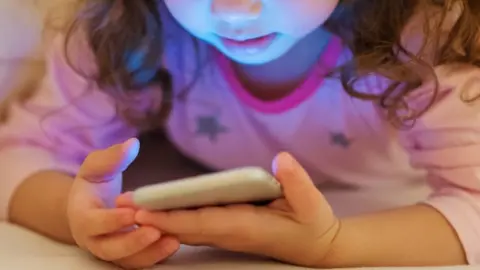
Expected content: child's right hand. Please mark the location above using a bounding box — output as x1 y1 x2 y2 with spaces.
67 139 180 269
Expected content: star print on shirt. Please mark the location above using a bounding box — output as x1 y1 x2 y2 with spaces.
330 132 352 148
195 115 228 142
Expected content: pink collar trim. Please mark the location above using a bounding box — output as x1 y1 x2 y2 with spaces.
216 36 343 114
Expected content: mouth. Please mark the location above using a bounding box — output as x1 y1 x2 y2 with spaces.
219 33 278 54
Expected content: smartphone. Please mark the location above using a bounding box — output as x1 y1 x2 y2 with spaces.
132 167 283 211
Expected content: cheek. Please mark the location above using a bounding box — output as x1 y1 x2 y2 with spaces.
274 0 339 37
164 0 212 36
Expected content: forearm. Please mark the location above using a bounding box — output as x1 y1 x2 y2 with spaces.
323 204 466 267
8 171 75 244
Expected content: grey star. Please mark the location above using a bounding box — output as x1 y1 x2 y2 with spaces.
330 132 351 148
196 115 228 142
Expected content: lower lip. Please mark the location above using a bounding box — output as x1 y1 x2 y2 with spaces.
220 33 277 54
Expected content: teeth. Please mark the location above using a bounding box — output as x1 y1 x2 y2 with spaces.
236 37 254 42
234 36 263 41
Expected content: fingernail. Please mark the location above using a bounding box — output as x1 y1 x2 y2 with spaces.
272 154 279 175
123 137 137 147
124 138 140 159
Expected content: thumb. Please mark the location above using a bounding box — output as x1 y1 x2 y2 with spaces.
273 152 329 221
78 138 140 183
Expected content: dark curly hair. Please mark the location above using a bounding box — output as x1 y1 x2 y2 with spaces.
63 0 480 129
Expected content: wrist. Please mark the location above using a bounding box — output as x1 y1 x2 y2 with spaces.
313 205 468 268
315 217 356 268
310 218 346 268
17 171 76 244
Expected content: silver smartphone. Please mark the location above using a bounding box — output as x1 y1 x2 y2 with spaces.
132 167 283 211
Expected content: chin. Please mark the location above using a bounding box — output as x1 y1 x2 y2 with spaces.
222 52 280 65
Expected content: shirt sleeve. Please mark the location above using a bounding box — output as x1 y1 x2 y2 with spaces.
0 34 161 221
401 64 480 265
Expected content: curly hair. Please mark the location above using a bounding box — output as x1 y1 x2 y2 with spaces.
64 0 480 129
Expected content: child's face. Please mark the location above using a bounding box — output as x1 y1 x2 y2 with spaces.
164 0 339 65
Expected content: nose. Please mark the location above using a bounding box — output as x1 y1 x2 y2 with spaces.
211 0 263 25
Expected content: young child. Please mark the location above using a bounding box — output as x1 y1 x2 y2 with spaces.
1 0 480 268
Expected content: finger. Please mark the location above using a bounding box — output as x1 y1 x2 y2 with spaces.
115 236 181 269
88 226 161 261
135 207 230 236
273 152 329 221
83 208 136 236
135 210 202 235
116 192 138 209
78 138 140 183
267 198 292 212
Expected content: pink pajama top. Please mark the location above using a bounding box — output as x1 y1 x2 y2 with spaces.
1 18 480 264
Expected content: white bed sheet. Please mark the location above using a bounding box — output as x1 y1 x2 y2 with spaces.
0 222 474 270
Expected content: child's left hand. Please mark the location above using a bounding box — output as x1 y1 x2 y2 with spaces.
122 153 341 267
